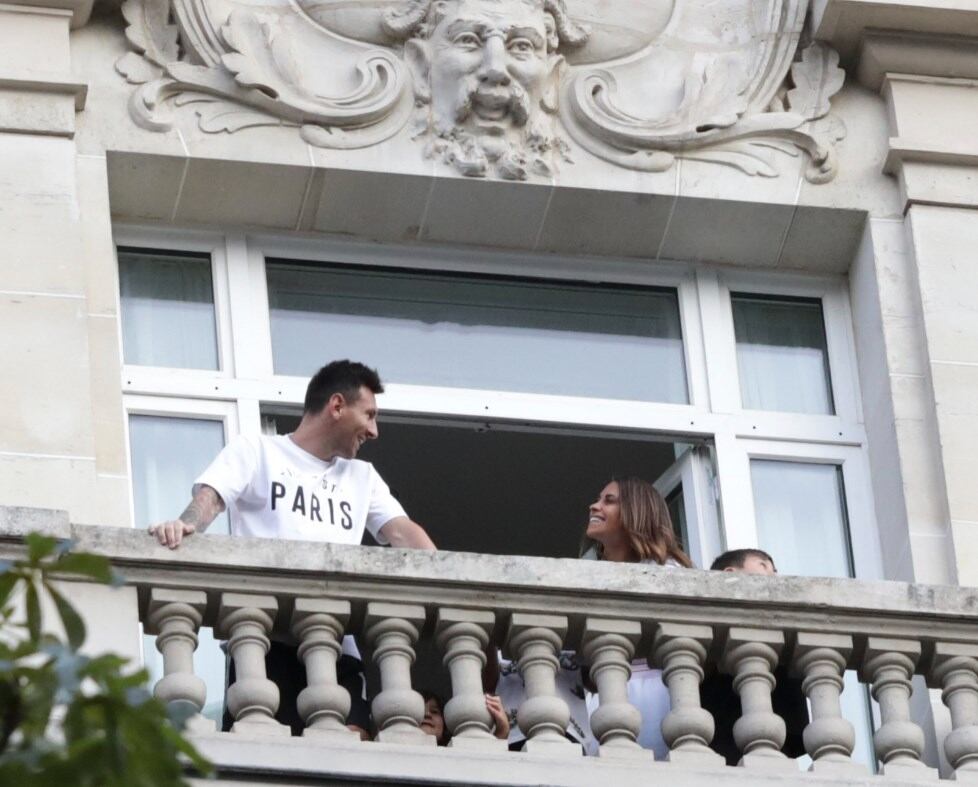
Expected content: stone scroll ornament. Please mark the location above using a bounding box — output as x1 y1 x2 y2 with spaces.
116 0 846 182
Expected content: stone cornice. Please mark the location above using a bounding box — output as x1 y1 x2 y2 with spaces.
2 0 95 28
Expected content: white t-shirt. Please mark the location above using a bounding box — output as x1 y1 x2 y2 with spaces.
195 434 406 546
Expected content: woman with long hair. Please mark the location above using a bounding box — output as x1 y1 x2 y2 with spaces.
583 476 693 567
582 476 693 758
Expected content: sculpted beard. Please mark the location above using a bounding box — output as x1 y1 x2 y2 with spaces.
423 75 562 180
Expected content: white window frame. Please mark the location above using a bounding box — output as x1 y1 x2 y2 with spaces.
114 228 235 379
113 225 880 575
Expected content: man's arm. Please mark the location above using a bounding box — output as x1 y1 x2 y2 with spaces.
378 516 436 550
148 484 226 549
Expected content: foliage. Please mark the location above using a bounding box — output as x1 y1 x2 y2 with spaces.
0 533 212 786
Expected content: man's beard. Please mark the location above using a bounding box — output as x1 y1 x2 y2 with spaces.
419 77 569 180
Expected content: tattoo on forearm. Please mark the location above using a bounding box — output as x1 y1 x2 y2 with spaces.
179 501 205 528
178 486 224 533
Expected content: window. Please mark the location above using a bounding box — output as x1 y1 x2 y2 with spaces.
116 230 877 574
266 261 688 403
751 460 852 577
119 249 219 370
732 294 834 415
127 407 232 723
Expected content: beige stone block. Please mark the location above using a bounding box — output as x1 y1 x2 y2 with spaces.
0 294 94 456
0 134 77 220
950 520 978 588
312 168 431 242
0 8 71 74
76 155 118 316
181 120 312 170
106 151 186 223
0 454 98 527
910 206 978 365
175 158 311 230
535 187 673 258
893 415 952 533
659 196 795 267
419 177 552 250
678 155 803 208
89 473 132 530
900 161 978 211
909 532 956 586
797 84 902 219
87 313 127 476
887 76 978 146
0 86 77 137
778 206 866 273
0 223 86 296
931 363 978 524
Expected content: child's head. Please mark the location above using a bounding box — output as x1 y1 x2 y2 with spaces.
710 548 776 575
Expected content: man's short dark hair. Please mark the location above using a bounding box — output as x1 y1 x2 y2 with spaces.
304 360 383 414
710 548 775 571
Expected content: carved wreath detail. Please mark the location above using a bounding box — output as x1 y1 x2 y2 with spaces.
115 0 846 183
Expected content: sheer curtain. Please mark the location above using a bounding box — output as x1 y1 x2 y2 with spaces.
119 250 219 370
733 295 834 415
266 261 689 404
751 460 874 770
129 414 228 722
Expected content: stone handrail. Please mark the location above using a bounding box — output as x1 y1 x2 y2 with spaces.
3 507 978 785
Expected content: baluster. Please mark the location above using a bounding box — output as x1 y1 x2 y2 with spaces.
927 642 978 781
721 627 795 771
291 597 359 741
216 593 289 736
365 602 433 745
146 588 214 732
582 617 649 760
792 632 866 775
506 613 578 757
861 637 938 779
436 607 505 750
652 622 724 767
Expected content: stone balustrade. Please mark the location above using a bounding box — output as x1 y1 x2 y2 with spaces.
4 511 978 786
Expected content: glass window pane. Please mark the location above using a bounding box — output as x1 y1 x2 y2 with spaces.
750 460 852 578
266 262 688 403
732 294 833 415
750 459 873 771
119 249 219 369
129 414 228 722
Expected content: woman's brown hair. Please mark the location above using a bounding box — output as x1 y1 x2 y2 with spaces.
586 476 693 567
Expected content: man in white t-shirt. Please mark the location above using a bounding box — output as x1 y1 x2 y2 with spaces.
148 359 436 733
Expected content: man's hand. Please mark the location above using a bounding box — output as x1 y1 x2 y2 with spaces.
148 485 225 550
148 520 196 549
379 516 436 550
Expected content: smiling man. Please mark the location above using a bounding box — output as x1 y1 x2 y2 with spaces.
148 360 434 736
149 359 435 551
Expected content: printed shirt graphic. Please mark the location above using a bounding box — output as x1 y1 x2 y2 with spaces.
194 434 405 545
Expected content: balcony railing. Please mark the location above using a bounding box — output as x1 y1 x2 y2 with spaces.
3 506 978 786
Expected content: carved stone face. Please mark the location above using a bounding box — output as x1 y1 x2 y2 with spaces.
423 0 555 137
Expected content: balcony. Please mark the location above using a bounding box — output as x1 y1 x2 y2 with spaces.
3 506 978 786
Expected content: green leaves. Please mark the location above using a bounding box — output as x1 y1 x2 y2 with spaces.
0 532 212 785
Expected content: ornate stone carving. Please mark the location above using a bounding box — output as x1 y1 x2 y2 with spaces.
116 0 846 182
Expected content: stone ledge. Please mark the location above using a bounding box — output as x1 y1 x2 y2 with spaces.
186 731 936 786
2 512 978 631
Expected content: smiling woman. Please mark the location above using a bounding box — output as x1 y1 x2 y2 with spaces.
581 476 693 758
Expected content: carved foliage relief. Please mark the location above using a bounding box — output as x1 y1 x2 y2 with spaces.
116 0 846 182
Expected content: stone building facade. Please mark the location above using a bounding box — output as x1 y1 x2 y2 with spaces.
2 0 978 783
